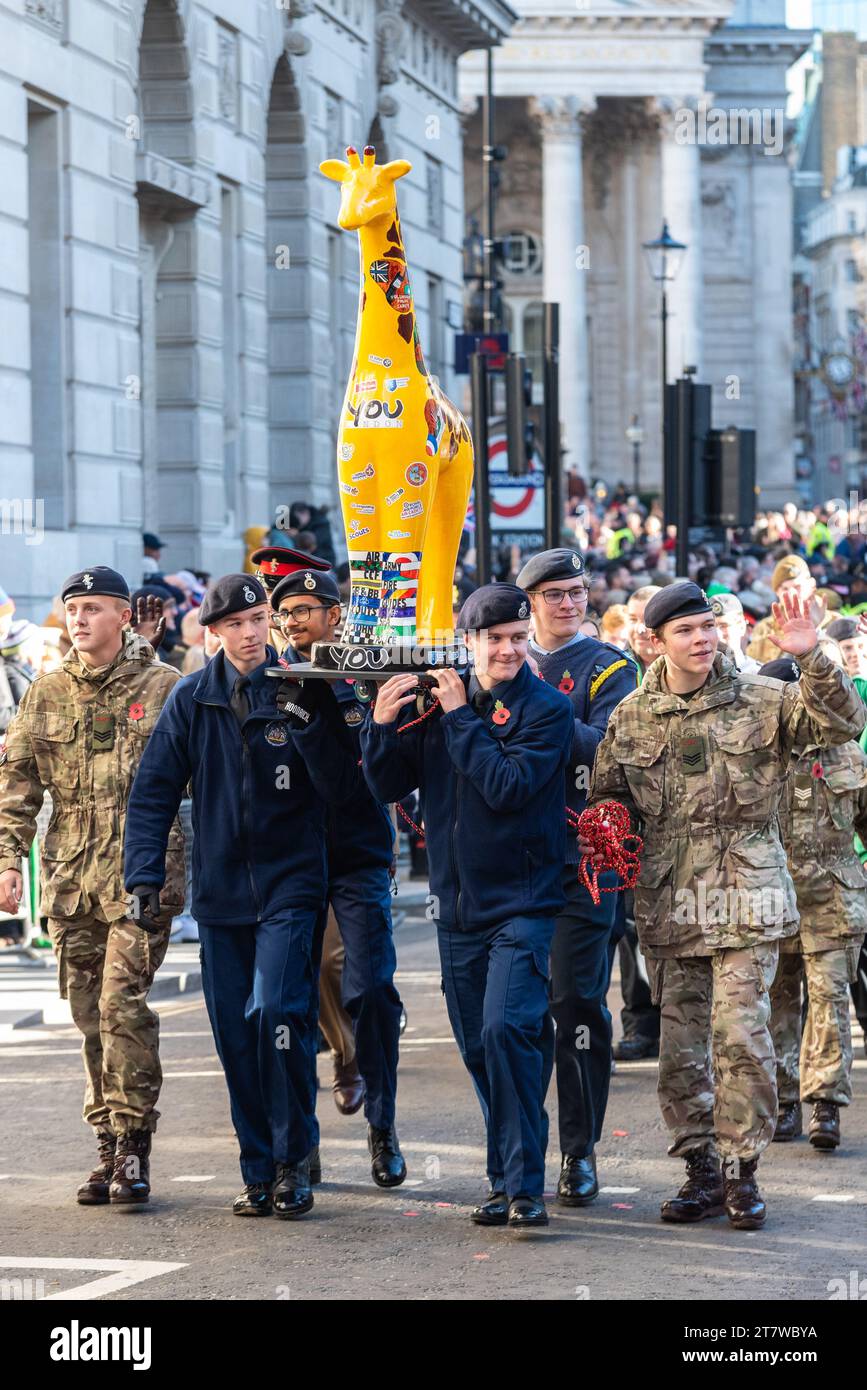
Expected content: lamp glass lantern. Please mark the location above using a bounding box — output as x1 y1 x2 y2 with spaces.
642 221 687 284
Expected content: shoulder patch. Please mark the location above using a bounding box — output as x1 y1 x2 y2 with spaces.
589 658 631 700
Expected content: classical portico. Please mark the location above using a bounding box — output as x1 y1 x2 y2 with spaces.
460 0 811 505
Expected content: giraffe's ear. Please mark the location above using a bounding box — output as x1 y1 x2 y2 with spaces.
382 159 412 183
319 159 349 183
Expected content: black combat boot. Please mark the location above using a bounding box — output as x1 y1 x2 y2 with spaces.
809 1100 841 1150
76 1129 117 1206
272 1158 314 1219
724 1158 766 1230
660 1149 724 1223
109 1130 152 1206
773 1101 803 1142
368 1124 407 1187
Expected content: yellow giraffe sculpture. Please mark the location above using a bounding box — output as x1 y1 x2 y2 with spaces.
320 145 474 647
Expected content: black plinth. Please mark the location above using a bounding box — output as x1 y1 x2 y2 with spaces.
264 641 470 698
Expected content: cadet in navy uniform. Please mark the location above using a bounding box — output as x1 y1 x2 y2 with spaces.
124 575 358 1219
272 562 406 1186
361 584 573 1228
516 549 639 1206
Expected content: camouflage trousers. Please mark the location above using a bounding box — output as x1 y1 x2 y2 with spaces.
49 914 170 1136
770 945 860 1106
648 944 779 1162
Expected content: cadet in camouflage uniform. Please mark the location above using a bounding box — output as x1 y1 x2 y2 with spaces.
761 656 867 1151
0 567 184 1206
586 582 865 1230
747 555 836 665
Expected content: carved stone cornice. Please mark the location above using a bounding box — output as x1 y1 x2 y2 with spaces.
530 95 594 141
136 151 210 212
376 0 408 89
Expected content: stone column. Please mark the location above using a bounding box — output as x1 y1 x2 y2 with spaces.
750 147 796 507
657 97 704 380
531 96 593 472
622 148 641 482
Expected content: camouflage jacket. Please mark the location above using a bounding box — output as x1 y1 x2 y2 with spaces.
779 740 867 951
588 645 866 954
0 631 185 922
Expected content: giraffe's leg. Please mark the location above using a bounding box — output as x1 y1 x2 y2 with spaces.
415 441 474 644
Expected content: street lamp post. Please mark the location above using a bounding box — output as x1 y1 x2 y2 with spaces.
642 222 687 532
625 415 644 496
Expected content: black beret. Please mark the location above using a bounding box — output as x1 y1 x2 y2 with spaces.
759 657 800 683
515 548 585 590
457 583 531 632
61 566 130 603
131 585 174 608
251 545 331 592
825 618 859 643
271 568 341 610
199 574 268 626
644 581 712 631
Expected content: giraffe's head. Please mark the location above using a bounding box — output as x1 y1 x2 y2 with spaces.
320 146 411 231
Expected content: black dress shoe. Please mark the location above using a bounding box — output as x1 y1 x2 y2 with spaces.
809 1100 841 1150
557 1153 598 1206
232 1182 273 1217
272 1159 314 1219
308 1144 322 1185
773 1101 803 1142
508 1195 549 1228
368 1125 407 1187
613 1035 660 1061
471 1189 508 1226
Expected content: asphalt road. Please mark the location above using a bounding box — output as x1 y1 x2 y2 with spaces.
2 916 866 1302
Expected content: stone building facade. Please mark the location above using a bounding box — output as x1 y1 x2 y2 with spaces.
0 0 512 617
459 0 811 506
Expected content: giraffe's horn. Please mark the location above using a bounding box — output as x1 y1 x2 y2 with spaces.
345 146 362 169
363 145 376 167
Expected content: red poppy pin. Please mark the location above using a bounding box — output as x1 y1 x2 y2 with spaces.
559 669 575 693
811 760 824 779
128 703 144 721
492 700 511 726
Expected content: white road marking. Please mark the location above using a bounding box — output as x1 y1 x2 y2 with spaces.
0 1256 186 1301
599 1186 641 1194
812 1193 855 1202
171 1175 215 1183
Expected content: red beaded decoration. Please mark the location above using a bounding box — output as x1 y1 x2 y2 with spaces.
572 801 643 906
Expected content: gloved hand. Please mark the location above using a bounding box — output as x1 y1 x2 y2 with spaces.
128 885 163 933
274 676 338 729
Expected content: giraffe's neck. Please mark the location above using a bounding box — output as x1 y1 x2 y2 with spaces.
353 213 426 375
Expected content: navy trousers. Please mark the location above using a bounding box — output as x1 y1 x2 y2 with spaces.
199 909 322 1184
328 864 402 1130
550 868 619 1158
437 915 555 1200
